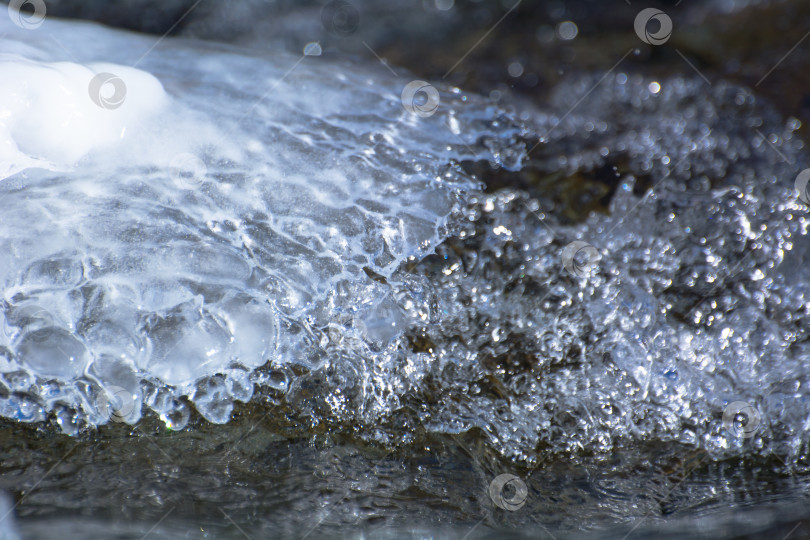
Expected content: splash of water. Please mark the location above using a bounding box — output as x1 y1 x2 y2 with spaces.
1 13 809 476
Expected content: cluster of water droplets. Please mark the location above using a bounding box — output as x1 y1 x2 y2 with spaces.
265 73 810 466
434 75 809 463
2 15 810 471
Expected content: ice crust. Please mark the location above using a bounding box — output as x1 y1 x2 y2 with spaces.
0 16 519 428
1 14 809 471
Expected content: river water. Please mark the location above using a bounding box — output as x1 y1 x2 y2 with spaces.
0 1 809 538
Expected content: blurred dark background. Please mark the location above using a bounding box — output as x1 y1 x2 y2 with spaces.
12 0 810 129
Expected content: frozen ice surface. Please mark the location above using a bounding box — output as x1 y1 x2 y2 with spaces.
1 13 810 473
0 16 521 427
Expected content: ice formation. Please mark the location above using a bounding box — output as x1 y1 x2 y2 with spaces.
0 15 520 428
0 57 167 177
1 10 809 474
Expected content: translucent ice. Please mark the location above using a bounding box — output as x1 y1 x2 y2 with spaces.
2 12 808 477
0 16 520 426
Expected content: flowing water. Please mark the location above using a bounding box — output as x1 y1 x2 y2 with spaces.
0 2 809 539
